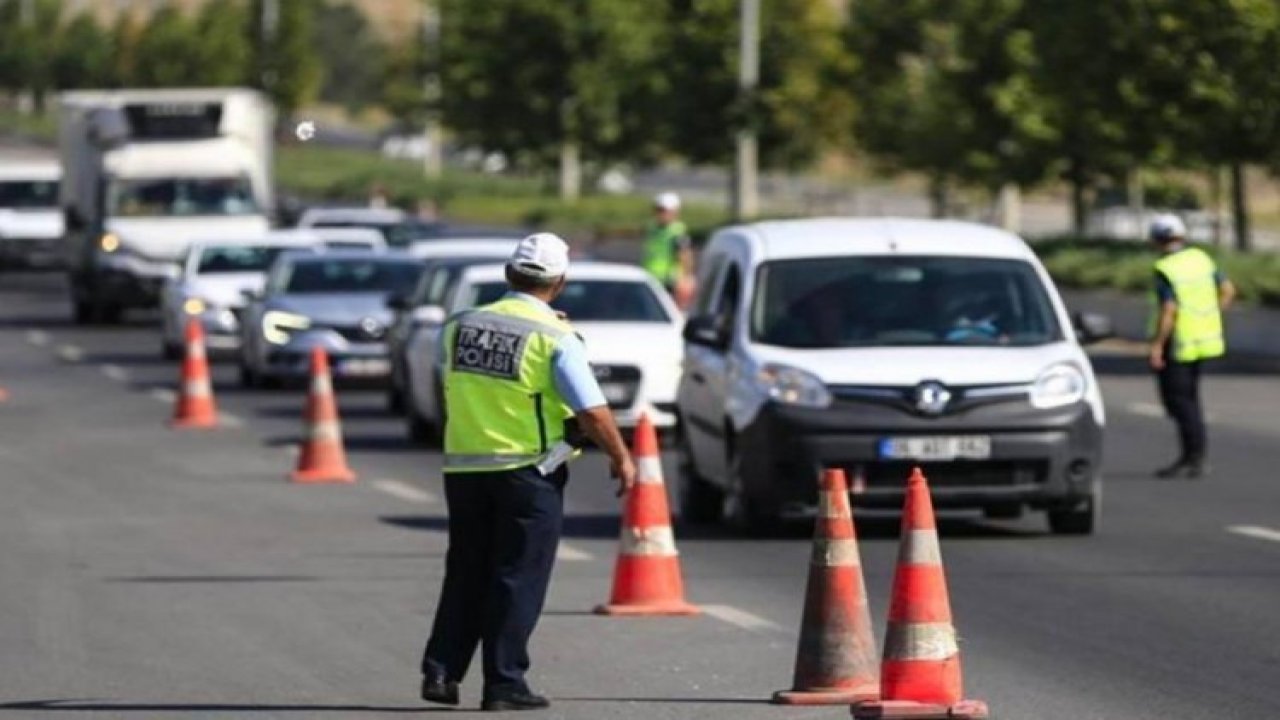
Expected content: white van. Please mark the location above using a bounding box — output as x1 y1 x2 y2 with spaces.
675 219 1111 535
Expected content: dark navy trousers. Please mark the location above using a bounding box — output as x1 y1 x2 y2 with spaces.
422 464 566 695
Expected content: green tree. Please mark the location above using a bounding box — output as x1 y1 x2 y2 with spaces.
249 0 321 116
314 0 387 113
193 0 254 87
51 14 115 90
134 5 204 87
0 0 63 112
110 11 146 87
665 0 854 170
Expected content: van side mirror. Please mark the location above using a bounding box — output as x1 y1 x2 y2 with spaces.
683 314 729 350
1072 311 1113 345
386 292 409 311
411 305 447 327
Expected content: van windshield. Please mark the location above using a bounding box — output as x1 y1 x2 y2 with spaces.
751 256 1062 348
108 176 258 217
0 180 59 209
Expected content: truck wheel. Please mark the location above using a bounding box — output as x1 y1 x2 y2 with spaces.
676 424 722 525
1048 495 1098 535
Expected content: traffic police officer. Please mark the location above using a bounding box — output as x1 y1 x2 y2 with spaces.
420 232 637 711
1147 214 1235 478
642 192 694 298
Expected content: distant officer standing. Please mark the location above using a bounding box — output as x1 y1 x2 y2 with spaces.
420 233 637 712
1147 214 1235 478
642 192 694 302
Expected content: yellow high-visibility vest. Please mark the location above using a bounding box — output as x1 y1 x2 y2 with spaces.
1152 247 1225 363
441 296 576 473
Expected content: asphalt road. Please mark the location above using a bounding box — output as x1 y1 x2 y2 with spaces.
1 271 1278 720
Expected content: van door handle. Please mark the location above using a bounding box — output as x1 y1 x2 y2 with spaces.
689 371 706 384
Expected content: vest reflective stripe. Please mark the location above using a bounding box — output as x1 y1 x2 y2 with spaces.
642 220 686 284
442 297 576 473
1152 248 1225 363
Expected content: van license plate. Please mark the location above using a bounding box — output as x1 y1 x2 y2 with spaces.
878 436 991 461
338 358 390 377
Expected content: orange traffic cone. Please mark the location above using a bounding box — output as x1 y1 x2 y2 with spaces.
594 413 699 616
773 468 879 705
853 468 988 720
170 318 218 429
0 385 9 403
290 347 356 484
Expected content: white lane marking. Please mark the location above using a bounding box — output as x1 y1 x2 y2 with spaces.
372 479 437 504
100 364 128 382
26 330 49 346
1228 525 1280 544
703 604 784 632
555 544 593 562
1127 402 1164 418
148 388 177 403
57 344 83 362
218 412 244 429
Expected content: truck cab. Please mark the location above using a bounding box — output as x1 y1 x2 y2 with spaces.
58 89 275 323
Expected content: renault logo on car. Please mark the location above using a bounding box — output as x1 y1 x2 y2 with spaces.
912 380 952 415
358 316 385 340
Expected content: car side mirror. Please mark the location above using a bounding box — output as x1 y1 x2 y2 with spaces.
683 314 729 350
1072 311 1113 345
386 292 409 311
411 305 447 327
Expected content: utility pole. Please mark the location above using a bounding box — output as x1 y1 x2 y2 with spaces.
422 0 443 178
732 0 760 221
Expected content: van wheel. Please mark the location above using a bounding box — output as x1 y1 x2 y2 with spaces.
238 359 260 389
386 386 405 414
407 405 435 446
676 425 722 524
162 339 183 361
1048 494 1098 535
723 445 778 536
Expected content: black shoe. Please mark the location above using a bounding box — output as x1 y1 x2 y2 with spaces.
1154 460 1192 479
1185 461 1209 479
421 676 460 706
481 690 550 712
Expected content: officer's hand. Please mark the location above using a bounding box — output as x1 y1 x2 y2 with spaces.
1148 345 1166 371
611 455 637 498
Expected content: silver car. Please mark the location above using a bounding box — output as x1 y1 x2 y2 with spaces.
238 250 424 387
159 234 321 358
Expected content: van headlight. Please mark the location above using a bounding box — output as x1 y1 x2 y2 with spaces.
1030 363 1086 409
182 297 208 315
756 363 832 408
263 310 311 345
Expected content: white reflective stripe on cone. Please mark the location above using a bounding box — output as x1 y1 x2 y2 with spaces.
186 343 206 360
818 488 851 519
635 455 664 485
811 537 861 567
620 525 678 556
884 621 960 661
184 380 212 397
308 420 343 442
311 375 333 395
898 528 943 566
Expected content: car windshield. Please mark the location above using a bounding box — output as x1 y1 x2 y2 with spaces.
0 180 59 209
108 176 258 217
470 280 670 322
279 259 422 294
752 256 1061 348
196 246 291 274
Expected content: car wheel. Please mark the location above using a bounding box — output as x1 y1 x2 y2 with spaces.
675 423 722 525
1047 493 1098 535
723 439 778 536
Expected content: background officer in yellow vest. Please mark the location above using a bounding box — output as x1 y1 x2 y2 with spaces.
642 192 694 299
420 233 637 711
1147 214 1235 479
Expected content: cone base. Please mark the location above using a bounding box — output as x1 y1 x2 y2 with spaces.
593 601 700 617
771 686 879 705
290 468 357 484
169 416 219 429
853 699 989 719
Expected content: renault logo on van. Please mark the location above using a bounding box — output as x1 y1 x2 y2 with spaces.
912 381 952 415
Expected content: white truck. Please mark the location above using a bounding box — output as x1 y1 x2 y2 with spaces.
0 158 64 269
58 88 275 323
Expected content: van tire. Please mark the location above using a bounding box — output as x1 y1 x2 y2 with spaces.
723 443 778 537
676 425 721 524
1048 494 1097 535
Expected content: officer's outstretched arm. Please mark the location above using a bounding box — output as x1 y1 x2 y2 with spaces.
576 406 636 497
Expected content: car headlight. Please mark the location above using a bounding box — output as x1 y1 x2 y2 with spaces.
99 233 121 253
755 363 832 408
1030 363 1086 409
263 310 311 345
183 297 207 315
